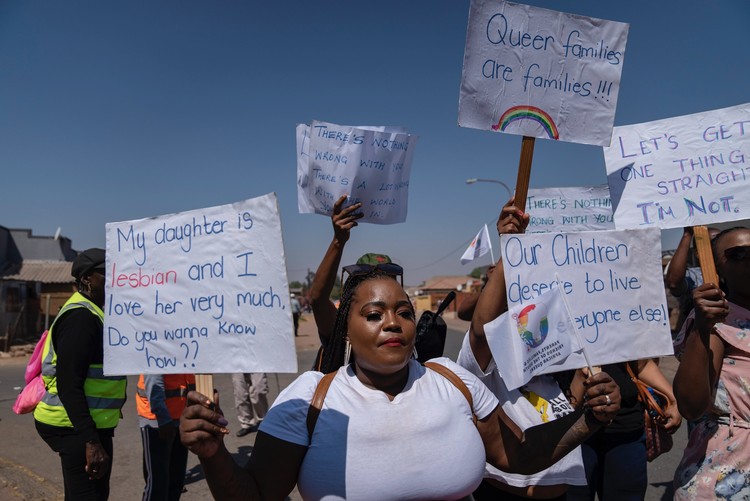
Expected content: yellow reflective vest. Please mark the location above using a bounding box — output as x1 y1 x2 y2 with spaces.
33 292 126 429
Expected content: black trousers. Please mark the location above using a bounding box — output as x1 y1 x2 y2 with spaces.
140 424 188 501
35 421 114 501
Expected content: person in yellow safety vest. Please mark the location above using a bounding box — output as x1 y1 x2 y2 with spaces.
136 373 195 500
34 248 127 501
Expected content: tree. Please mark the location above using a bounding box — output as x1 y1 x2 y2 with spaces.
289 281 303 290
469 267 484 279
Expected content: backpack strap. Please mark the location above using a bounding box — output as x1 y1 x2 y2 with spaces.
306 371 337 439
424 361 477 425
306 362 478 439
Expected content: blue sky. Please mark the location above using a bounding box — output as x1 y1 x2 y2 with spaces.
2 1 748 286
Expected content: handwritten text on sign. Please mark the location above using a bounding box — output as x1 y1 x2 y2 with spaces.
526 185 613 233
604 102 750 230
303 120 417 224
459 0 628 146
103 193 298 375
500 228 673 367
297 123 407 214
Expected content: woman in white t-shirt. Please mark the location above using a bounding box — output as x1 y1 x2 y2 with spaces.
180 268 621 500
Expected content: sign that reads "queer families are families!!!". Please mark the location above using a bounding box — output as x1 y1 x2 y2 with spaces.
300 121 417 224
604 102 750 230
526 185 614 233
103 193 298 375
500 228 673 368
459 0 628 146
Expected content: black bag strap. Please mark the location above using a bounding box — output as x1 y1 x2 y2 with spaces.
306 361 476 439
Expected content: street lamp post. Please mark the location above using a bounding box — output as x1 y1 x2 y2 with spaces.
465 178 513 200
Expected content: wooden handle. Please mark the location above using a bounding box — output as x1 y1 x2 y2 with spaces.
513 136 535 211
195 374 214 400
693 225 719 286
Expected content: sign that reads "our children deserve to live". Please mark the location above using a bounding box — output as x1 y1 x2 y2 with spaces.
604 102 750 230
500 228 673 368
103 193 298 375
459 0 629 146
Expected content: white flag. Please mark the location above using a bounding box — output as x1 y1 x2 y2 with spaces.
460 224 492 265
484 284 575 391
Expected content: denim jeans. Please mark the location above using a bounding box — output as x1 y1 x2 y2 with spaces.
566 429 647 501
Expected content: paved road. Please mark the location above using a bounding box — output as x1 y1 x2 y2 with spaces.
0 313 685 500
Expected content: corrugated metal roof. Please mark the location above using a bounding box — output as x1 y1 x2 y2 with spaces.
1 260 74 284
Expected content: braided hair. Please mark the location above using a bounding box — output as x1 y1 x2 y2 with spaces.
319 269 403 374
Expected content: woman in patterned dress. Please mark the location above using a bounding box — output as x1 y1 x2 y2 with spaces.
673 227 750 499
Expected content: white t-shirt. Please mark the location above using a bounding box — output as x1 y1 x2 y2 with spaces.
456 332 586 487
260 358 499 501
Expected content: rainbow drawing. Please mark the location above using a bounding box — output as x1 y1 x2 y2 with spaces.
513 304 549 349
492 105 560 140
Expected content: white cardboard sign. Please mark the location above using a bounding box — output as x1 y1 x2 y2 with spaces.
459 0 629 146
299 121 417 224
526 185 614 233
103 193 298 375
604 102 750 230
296 123 407 214
500 228 673 368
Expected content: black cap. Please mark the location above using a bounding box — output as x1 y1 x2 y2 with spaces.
71 248 106 279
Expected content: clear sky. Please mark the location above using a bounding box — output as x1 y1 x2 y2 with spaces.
2 1 748 286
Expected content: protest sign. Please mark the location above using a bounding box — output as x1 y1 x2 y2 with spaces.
300 121 417 224
603 102 750 230
296 124 314 213
485 284 574 390
459 0 628 146
500 228 673 369
526 185 614 233
297 123 408 214
103 193 298 375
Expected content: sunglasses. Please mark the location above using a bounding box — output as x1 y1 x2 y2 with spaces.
341 263 404 287
724 245 750 262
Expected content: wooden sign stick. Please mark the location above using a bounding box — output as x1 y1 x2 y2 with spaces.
693 225 718 286
512 136 536 211
195 373 214 401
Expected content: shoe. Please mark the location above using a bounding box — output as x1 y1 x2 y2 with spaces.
235 424 259 437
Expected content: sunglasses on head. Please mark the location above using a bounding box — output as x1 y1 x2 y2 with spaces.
341 263 404 287
724 245 750 262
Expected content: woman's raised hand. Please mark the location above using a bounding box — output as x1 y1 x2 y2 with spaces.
497 196 529 236
691 282 729 334
180 390 229 459
332 195 363 244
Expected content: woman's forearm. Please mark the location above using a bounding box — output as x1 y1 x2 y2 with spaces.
674 329 719 420
512 409 601 475
199 443 259 501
